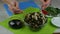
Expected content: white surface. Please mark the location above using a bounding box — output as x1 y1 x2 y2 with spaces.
0 0 60 33
0 26 13 34
51 17 60 27
54 28 60 33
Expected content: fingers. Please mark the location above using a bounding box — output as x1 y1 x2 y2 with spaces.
40 0 51 4
4 0 19 8
8 5 19 11
3 0 22 14
40 0 51 9
15 1 19 9
8 4 13 11
42 4 48 10
8 4 22 12
3 0 19 9
8 5 22 14
8 0 19 10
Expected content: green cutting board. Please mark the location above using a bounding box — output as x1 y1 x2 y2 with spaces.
0 7 56 34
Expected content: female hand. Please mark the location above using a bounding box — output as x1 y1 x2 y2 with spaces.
40 0 51 10
3 0 22 14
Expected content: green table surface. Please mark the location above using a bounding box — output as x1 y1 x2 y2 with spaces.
0 7 56 34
